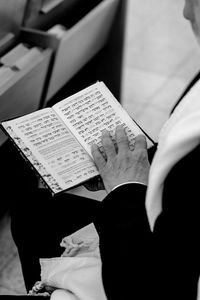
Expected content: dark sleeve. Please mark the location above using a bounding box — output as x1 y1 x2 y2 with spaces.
96 183 154 299
152 146 200 300
96 146 200 300
97 170 200 300
147 144 158 163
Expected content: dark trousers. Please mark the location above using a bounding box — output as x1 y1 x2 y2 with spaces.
10 189 101 292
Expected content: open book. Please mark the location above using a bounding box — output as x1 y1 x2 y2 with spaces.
0 81 154 195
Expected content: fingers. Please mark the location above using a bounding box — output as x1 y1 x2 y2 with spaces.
92 130 147 168
91 130 116 169
115 126 147 154
115 125 129 156
101 130 116 159
134 134 147 151
91 144 106 170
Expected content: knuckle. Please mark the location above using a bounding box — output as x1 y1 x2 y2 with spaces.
91 147 99 157
117 136 127 145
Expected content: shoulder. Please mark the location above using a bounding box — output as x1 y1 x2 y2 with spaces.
169 143 200 177
165 143 200 186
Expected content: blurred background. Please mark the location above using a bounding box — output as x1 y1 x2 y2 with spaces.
1 0 200 295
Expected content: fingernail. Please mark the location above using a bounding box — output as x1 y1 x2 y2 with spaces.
102 129 108 136
91 144 98 150
116 124 122 130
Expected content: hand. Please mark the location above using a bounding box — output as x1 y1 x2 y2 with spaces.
91 125 150 194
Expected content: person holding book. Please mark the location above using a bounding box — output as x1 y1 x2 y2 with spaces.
6 0 200 299
89 1 200 299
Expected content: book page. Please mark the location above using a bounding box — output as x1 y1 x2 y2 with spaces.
53 81 150 157
2 108 98 194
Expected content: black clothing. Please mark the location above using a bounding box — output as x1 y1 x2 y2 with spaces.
10 189 101 291
98 145 200 300
9 139 200 299
5 71 200 298
10 144 200 299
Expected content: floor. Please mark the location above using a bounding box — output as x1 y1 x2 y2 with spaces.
1 0 200 295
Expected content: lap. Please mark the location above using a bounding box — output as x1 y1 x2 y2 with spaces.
1 140 102 290
10 188 101 291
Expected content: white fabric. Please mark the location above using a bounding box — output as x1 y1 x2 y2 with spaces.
40 224 107 300
145 79 200 231
145 80 200 300
51 289 78 300
40 256 106 300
